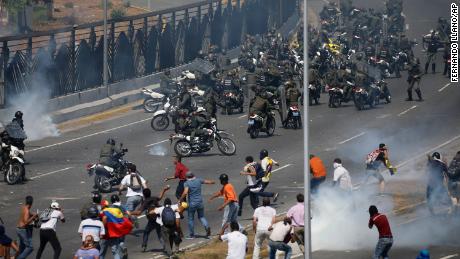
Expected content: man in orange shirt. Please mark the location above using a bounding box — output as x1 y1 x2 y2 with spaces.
310 154 327 194
209 173 240 234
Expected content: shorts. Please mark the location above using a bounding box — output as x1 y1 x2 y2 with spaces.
366 164 384 182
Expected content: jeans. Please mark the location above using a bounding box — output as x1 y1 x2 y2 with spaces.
142 219 164 249
36 229 61 259
161 226 180 256
188 203 209 236
125 195 143 211
16 227 33 259
310 176 326 194
374 237 393 259
222 202 239 227
100 238 123 259
254 181 275 198
238 186 259 215
268 240 292 259
252 230 271 259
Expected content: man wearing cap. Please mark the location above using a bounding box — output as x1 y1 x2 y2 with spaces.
180 172 215 239
36 201 65 259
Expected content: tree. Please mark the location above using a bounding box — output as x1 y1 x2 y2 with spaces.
1 0 28 15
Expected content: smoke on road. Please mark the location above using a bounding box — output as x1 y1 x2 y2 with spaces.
148 144 168 156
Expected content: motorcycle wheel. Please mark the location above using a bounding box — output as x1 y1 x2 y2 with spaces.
267 118 276 136
174 140 193 157
95 175 112 193
143 98 162 113
151 114 170 131
5 162 24 185
331 95 341 108
217 137 236 156
249 127 259 139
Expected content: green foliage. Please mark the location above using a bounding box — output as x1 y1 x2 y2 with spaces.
110 7 126 20
32 5 48 22
99 0 113 10
2 0 28 14
63 2 74 9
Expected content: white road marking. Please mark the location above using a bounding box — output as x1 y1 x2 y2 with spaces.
145 139 169 147
27 118 151 152
273 164 292 172
438 82 451 92
397 105 417 116
440 254 459 259
376 114 391 119
238 114 247 119
30 167 73 179
338 132 365 145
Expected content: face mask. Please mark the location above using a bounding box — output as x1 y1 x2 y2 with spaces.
333 162 340 169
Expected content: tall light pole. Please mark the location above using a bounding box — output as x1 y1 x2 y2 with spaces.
103 0 109 95
303 0 311 258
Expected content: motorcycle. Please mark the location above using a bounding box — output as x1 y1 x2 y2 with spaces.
1 143 25 185
353 84 378 110
150 98 180 132
374 80 392 104
141 88 167 113
284 105 302 129
86 147 130 193
221 90 244 115
326 84 352 108
247 111 276 139
170 119 236 157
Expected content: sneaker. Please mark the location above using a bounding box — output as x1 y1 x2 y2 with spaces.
273 193 279 202
205 227 211 238
141 245 147 252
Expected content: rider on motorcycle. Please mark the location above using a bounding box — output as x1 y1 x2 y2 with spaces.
284 81 302 127
13 111 24 130
159 70 178 96
178 84 194 114
203 86 221 119
249 88 272 130
187 109 212 144
99 138 122 169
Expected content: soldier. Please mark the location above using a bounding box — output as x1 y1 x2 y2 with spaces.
425 31 440 74
407 59 423 101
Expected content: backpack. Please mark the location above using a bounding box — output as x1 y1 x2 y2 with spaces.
253 163 265 180
366 149 381 165
161 206 176 228
129 174 143 192
39 208 53 223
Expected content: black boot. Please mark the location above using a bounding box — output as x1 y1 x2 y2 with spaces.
415 89 423 101
443 63 448 75
432 63 436 74
424 63 429 74
405 90 413 101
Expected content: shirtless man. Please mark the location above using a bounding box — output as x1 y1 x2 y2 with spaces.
16 196 37 259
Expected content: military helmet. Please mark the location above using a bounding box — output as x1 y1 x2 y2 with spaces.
106 138 116 145
432 152 441 160
15 110 23 119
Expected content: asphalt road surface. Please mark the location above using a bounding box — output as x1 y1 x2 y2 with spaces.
0 0 458 259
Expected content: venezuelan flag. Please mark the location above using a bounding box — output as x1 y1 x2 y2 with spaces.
103 207 133 238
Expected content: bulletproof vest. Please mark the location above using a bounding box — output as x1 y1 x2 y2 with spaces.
100 144 114 159
427 42 438 53
250 96 267 112
286 88 300 103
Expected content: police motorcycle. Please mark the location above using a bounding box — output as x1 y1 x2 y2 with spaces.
150 97 181 132
141 88 171 113
308 83 320 106
247 91 278 139
0 122 26 184
352 81 379 110
373 80 392 104
169 118 236 157
86 145 131 193
284 104 302 129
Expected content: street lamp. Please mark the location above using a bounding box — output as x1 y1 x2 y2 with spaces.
103 0 109 95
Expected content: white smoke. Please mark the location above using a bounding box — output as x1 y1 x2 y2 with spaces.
148 144 168 156
10 88 60 141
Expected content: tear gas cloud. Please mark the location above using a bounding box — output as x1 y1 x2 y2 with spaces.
149 144 168 156
312 126 460 251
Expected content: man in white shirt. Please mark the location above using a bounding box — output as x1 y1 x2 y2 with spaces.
78 207 105 247
332 158 353 192
119 164 147 225
219 221 248 259
152 198 184 257
238 156 260 216
252 197 276 259
268 217 292 259
36 201 65 259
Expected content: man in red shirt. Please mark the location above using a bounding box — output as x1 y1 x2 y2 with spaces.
165 156 189 199
368 205 393 259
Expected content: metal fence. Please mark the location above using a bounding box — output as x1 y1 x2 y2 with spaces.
0 0 298 105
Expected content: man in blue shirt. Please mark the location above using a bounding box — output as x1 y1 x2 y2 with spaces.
180 172 215 239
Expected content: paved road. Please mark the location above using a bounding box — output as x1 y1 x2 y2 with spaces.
0 0 458 259
129 0 204 11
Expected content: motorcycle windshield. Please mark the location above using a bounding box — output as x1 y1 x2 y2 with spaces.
4 121 27 140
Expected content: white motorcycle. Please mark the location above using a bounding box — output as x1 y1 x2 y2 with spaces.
151 98 179 132
141 88 166 113
1 143 25 185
